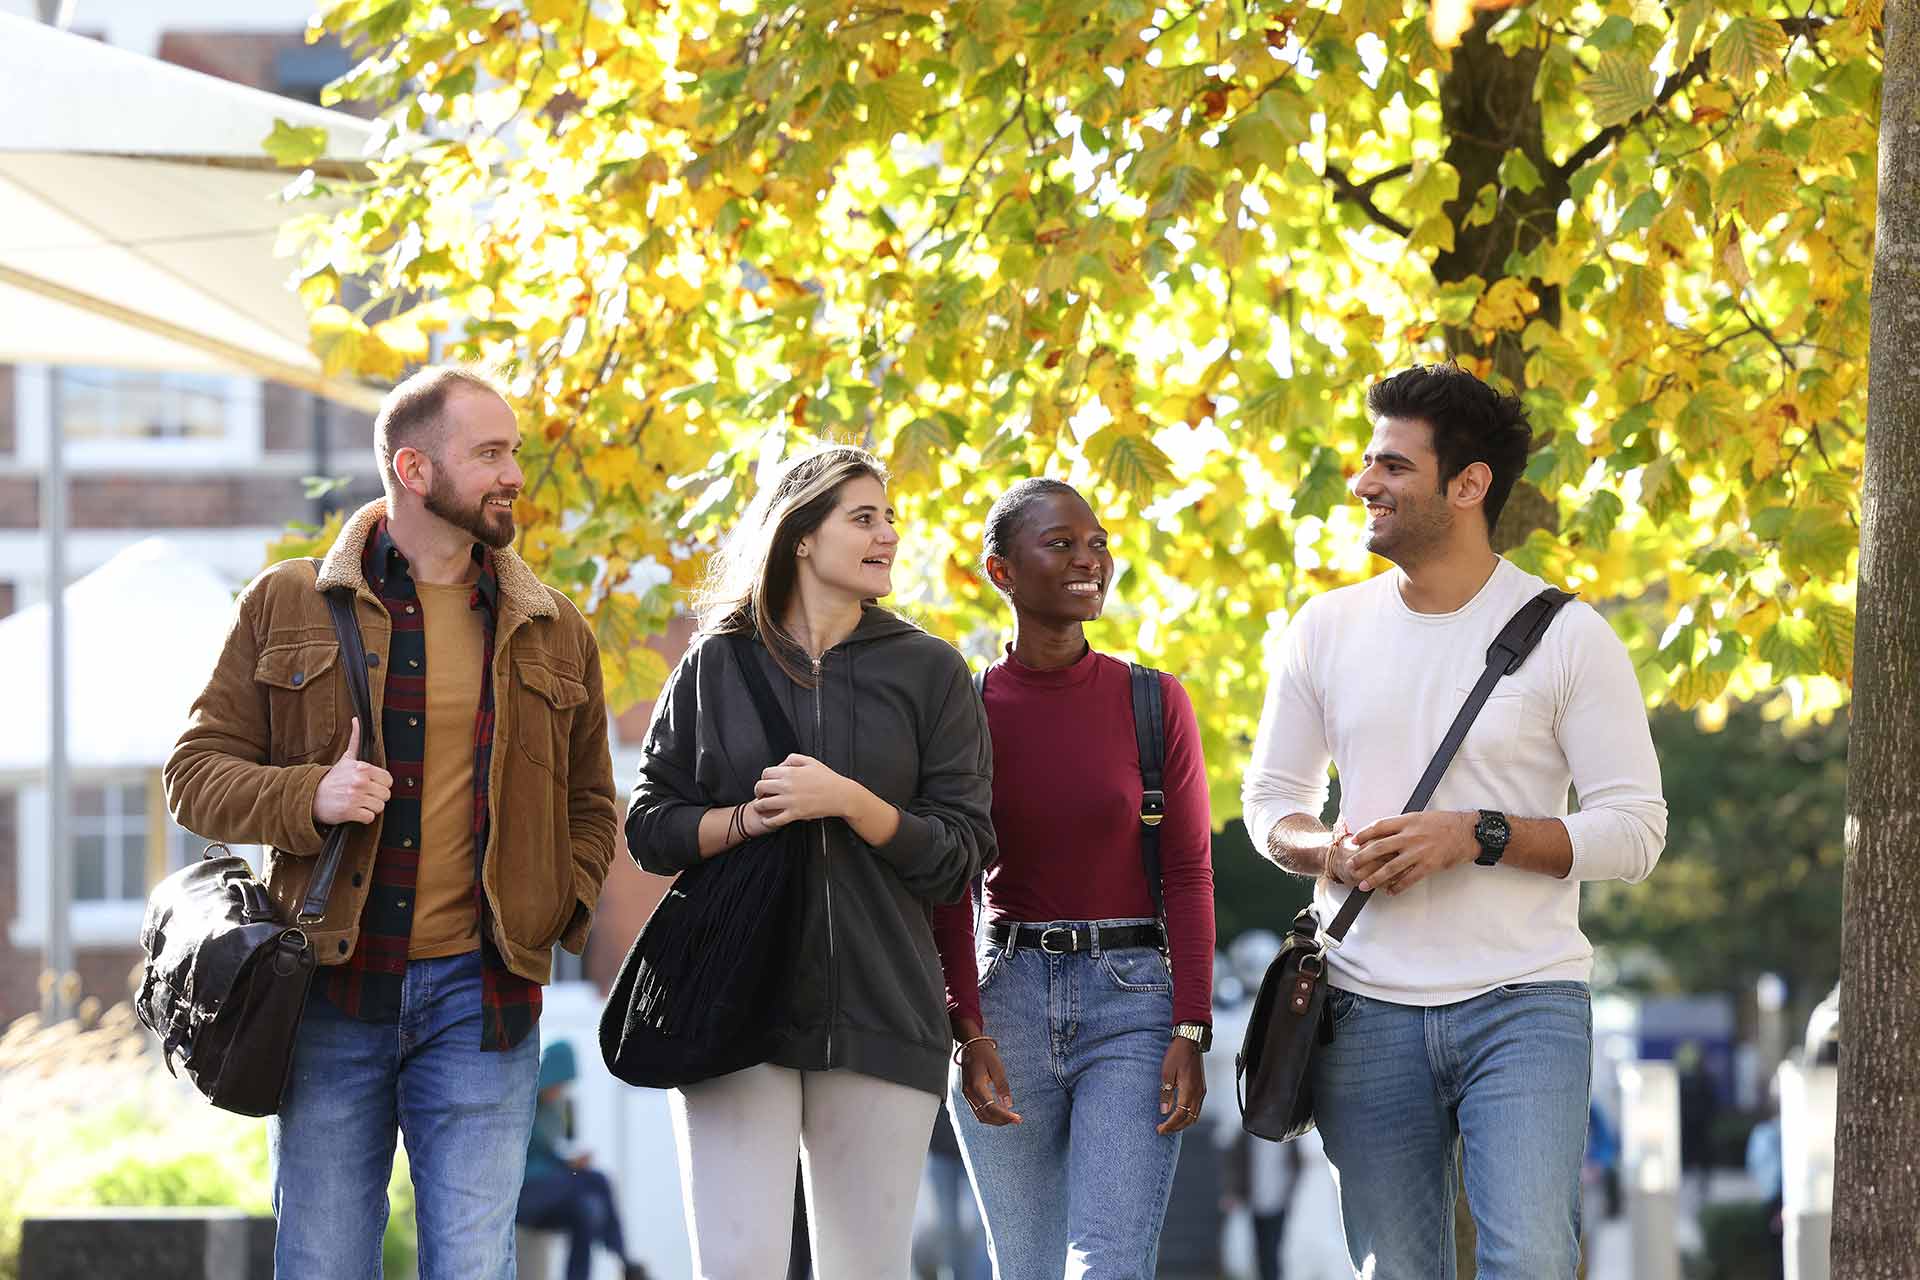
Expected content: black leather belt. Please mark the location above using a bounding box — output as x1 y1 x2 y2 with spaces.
987 921 1166 955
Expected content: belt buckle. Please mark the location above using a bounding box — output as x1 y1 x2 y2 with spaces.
1039 926 1078 955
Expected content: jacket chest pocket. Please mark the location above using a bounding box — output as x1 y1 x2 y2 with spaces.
255 642 340 762
513 663 588 772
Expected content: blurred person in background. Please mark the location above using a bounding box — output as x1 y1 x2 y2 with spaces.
516 1042 650 1280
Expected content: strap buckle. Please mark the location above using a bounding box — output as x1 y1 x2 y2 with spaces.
1038 926 1080 955
1140 789 1165 828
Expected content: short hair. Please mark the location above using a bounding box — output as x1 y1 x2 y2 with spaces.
981 477 1083 592
373 365 506 493
1366 363 1533 534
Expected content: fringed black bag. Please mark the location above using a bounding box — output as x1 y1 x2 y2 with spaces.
601 632 806 1088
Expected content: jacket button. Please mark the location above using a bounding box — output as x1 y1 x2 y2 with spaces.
337 940 349 954
351 872 363 887
368 653 380 667
408 658 419 669
291 672 304 687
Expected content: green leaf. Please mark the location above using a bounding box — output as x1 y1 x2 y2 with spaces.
1581 53 1655 129
1758 616 1821 678
1567 489 1625 545
1808 600 1854 682
1089 428 1176 501
1463 183 1500 229
1714 154 1800 227
1782 508 1855 579
263 119 329 168
889 416 956 478
1711 17 1788 84
1433 276 1486 325
1640 455 1690 525
1236 382 1292 436
1499 149 1544 195
1669 662 1730 709
1148 166 1217 224
1524 430 1589 491
1293 447 1349 520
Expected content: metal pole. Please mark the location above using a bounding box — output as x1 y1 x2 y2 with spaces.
42 369 72 1023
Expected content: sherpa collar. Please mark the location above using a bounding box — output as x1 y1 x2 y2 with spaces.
316 499 556 620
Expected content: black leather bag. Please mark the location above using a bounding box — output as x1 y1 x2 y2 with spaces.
136 580 375 1117
600 633 807 1089
1236 588 1574 1142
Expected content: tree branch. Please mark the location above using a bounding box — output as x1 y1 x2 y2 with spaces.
1553 15 1832 185
1325 164 1412 237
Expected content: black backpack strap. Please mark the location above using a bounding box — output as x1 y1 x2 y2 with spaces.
299 568 379 923
1129 662 1168 926
969 666 989 923
727 632 802 761
1322 587 1576 944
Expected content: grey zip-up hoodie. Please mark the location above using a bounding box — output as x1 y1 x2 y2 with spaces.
626 606 996 1096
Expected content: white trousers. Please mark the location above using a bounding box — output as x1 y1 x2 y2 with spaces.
670 1063 940 1279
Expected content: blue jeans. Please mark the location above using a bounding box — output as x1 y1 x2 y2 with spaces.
269 950 541 1280
519 1167 628 1280
1311 981 1592 1280
951 919 1182 1280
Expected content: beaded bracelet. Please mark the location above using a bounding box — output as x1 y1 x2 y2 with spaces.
953 1035 998 1066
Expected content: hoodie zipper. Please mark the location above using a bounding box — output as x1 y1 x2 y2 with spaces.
813 653 836 1065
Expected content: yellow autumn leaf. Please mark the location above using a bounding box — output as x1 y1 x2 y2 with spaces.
1472 278 1540 333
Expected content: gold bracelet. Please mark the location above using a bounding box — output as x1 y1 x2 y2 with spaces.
953 1034 997 1066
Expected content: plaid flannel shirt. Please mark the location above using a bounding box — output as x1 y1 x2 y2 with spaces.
315 519 541 1050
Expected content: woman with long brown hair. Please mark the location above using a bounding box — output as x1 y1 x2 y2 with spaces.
626 444 996 1279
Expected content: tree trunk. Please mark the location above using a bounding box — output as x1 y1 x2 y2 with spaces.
1433 12 1565 557
1832 0 1920 1273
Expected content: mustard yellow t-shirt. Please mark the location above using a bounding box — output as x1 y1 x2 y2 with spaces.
408 582 486 959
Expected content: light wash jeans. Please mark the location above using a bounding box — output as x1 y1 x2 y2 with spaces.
268 950 541 1280
951 918 1182 1280
1311 980 1592 1280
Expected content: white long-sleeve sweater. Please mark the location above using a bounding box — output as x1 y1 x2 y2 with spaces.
1241 557 1667 1005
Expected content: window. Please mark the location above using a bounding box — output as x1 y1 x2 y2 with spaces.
8 774 233 949
70 779 196 904
56 367 230 444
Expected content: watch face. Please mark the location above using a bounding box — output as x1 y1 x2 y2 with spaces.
1479 811 1510 845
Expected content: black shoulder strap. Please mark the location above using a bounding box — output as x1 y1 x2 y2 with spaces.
1129 662 1168 923
728 631 802 761
298 565 379 923
1321 587 1576 944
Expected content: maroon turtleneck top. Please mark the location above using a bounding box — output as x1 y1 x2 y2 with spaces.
931 646 1216 1027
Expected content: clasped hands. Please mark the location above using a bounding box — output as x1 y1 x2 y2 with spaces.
735 753 856 836
1324 810 1481 896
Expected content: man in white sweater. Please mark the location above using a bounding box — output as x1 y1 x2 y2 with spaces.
1242 363 1666 1279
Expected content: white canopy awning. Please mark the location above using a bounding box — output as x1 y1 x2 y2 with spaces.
0 539 238 779
0 12 384 411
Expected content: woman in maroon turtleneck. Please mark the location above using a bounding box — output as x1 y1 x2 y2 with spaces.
931 478 1215 1278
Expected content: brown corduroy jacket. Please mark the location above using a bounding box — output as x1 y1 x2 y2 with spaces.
164 500 619 982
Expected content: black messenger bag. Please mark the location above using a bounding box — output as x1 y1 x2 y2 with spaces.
600 632 808 1089
136 580 376 1116
1236 588 1573 1142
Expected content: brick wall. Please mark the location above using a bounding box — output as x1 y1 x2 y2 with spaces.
0 472 385 531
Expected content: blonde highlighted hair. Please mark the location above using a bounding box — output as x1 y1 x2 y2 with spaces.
691 443 891 685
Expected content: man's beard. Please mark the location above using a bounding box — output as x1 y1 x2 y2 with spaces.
1366 492 1452 566
425 470 516 549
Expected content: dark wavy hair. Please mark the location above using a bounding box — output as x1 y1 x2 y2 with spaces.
1366 363 1533 535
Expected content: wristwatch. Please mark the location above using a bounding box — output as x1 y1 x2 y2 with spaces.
1474 809 1511 867
1173 1022 1213 1053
